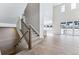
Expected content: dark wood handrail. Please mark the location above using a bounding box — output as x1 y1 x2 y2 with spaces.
28 25 32 50
21 20 39 36
21 19 29 30
29 24 39 36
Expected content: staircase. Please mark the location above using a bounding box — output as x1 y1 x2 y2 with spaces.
14 16 43 54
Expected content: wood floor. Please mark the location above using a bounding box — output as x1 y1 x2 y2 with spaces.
16 35 79 55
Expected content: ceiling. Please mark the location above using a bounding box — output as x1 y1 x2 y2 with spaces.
53 3 62 6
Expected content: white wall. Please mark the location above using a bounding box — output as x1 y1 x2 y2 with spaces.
40 3 53 38
53 6 61 34
24 3 40 33
0 3 27 24
53 3 79 34
65 3 79 21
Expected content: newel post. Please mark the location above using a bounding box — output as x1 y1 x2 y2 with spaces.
28 25 32 50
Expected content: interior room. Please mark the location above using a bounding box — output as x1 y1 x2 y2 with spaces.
0 3 79 55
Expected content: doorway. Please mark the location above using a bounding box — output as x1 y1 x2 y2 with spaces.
44 20 53 36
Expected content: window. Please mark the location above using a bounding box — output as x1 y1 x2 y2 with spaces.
61 5 65 12
71 3 77 10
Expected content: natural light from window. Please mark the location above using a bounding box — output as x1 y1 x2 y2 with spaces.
61 5 65 12
71 3 77 10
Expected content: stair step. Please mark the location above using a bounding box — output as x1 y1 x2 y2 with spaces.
16 50 30 55
16 38 44 55
32 38 43 48
1 47 16 55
